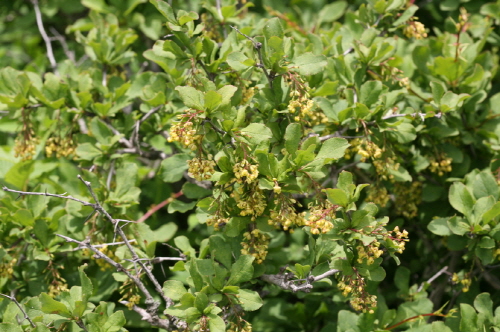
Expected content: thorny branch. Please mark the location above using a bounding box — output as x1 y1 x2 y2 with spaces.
0 294 36 328
1 178 186 329
32 0 58 74
261 269 340 292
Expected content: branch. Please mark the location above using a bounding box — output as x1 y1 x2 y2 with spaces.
261 269 340 292
2 178 175 319
230 25 274 89
31 0 58 73
130 106 162 155
75 176 173 307
0 294 36 328
417 266 448 292
136 191 183 224
119 301 171 329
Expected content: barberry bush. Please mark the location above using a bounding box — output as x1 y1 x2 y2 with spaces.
1 0 500 331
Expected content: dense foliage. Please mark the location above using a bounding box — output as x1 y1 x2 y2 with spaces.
1 0 500 331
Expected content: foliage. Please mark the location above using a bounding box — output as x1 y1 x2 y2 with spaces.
1 0 500 331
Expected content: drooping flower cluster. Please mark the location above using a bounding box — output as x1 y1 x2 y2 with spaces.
337 273 377 313
403 20 427 39
394 181 422 218
187 156 216 181
365 185 390 207
206 214 230 231
451 272 472 293
428 153 452 176
305 201 337 234
119 278 142 309
241 229 270 264
391 226 410 254
227 318 253 332
356 241 384 265
268 198 305 231
231 184 266 221
45 136 76 158
14 129 39 160
168 112 203 150
0 257 17 279
232 159 259 184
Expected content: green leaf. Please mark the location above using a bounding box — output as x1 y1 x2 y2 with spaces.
460 303 478 331
0 324 23 332
149 0 177 25
359 80 383 107
474 293 493 321
428 218 452 236
240 123 273 146
237 289 263 311
208 313 226 332
39 293 71 318
291 53 328 75
483 202 500 224
264 17 284 40
175 86 205 110
163 280 188 301
472 171 499 200
311 137 349 166
449 182 475 218
324 188 349 207
227 255 254 285
174 236 196 257
76 143 103 161
284 123 301 155
78 265 93 303
161 154 191 183
318 1 347 24
194 292 209 313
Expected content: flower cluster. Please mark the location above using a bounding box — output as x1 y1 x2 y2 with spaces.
46 265 69 298
187 156 216 181
391 226 409 254
241 228 270 264
268 203 305 231
119 278 141 309
45 136 76 158
233 159 259 184
403 20 427 39
83 245 118 271
451 272 472 293
227 317 252 332
168 113 202 150
394 181 422 218
231 184 267 221
365 185 390 207
357 140 382 161
356 241 384 265
0 258 17 278
305 201 337 234
429 153 452 176
14 130 39 160
337 273 377 313
206 214 229 231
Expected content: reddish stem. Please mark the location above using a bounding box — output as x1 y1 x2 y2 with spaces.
136 191 183 223
385 313 446 330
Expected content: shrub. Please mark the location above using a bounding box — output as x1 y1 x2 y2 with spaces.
1 0 500 331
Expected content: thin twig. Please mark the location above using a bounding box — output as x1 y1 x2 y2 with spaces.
130 106 162 155
0 294 36 328
136 191 183 223
417 266 448 292
49 27 75 62
230 25 274 89
119 301 171 329
32 0 58 73
261 269 340 292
